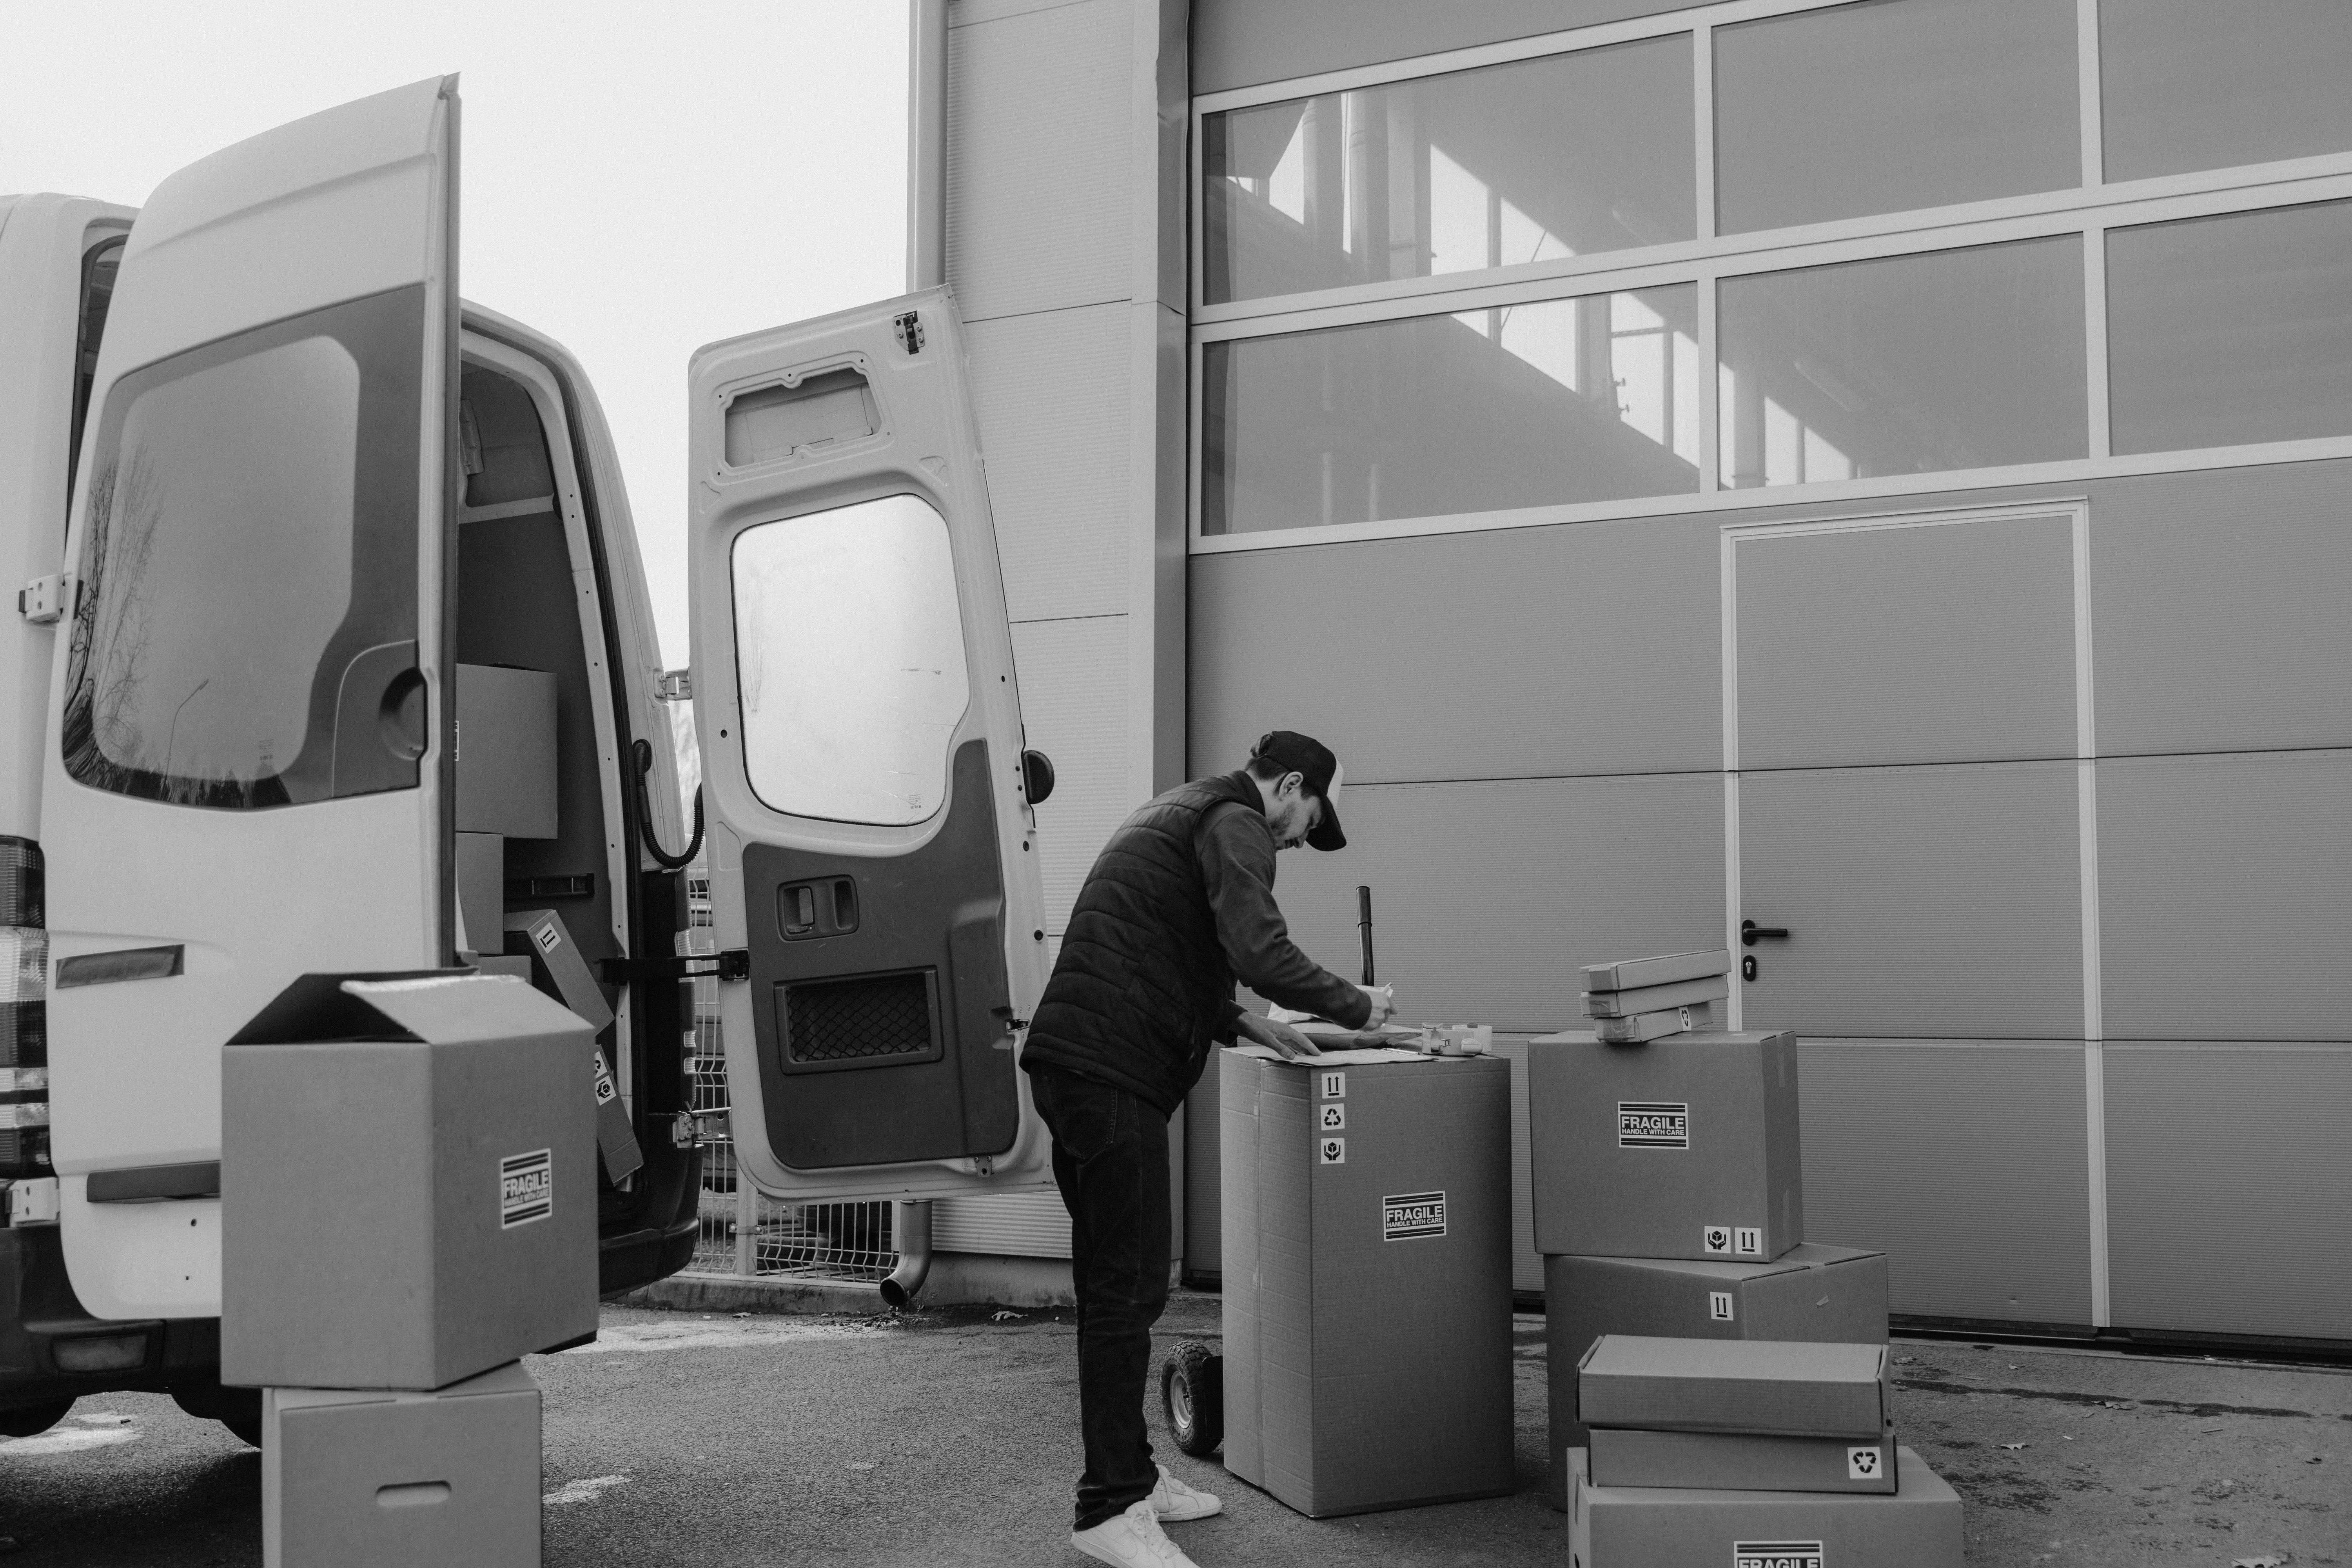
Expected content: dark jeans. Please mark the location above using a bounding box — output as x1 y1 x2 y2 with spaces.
1029 1066 1172 1532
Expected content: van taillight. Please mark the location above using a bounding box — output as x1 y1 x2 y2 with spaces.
0 837 47 1176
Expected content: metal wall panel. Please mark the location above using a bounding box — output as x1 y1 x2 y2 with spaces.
1193 0 1691 93
2105 1045 2352 1341
967 306 1132 623
1800 1041 2093 1326
1011 617 1134 935
1739 762 2082 1039
1735 513 2077 769
948 0 1132 323
931 1191 1075 1258
1189 514 1721 784
1263 773 1724 1033
2099 749 2352 1042
2091 459 2352 758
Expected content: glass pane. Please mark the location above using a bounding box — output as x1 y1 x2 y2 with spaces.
2100 0 2352 182
1202 35 1694 305
2107 200 2352 455
1715 0 2079 235
1202 284 1700 535
69 338 361 800
1717 238 2086 489
731 495 970 825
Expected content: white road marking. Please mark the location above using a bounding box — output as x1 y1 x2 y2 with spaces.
1 1410 140 1457
560 1320 877 1356
544 1474 630 1506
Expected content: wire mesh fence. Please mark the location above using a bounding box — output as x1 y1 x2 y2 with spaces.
682 868 899 1284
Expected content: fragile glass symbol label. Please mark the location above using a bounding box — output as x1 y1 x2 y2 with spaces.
1618 1101 1688 1148
1733 1544 1824 1568
1318 1137 1345 1165
1703 1225 1733 1254
1382 1191 1446 1240
500 1148 553 1228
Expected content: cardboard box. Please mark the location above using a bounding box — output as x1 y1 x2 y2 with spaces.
1583 974 1730 1018
221 973 598 1390
504 908 613 1032
1528 1031 1802 1261
1579 1337 1891 1439
456 832 503 957
263 1360 539 1568
456 664 556 840
1221 1049 1514 1517
1544 1245 1891 1474
1595 1002 1714 1044
1588 1425 1898 1493
1566 1447 1964 1568
1583 951 1731 992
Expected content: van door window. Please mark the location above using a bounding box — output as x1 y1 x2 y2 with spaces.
66 234 125 532
61 286 427 809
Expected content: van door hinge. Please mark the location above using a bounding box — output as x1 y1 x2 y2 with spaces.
18 573 68 624
597 950 748 984
654 669 692 702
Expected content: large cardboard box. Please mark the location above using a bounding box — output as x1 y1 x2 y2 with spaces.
456 663 556 840
221 973 598 1391
1588 1425 1898 1493
1221 1049 1514 1517
1578 1337 1891 1439
456 831 503 956
1544 1245 1890 1483
1566 1447 1963 1568
263 1361 539 1568
1528 1030 1802 1261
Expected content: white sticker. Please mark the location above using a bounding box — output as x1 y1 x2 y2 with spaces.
1318 1137 1346 1165
1617 1100 1689 1149
1735 1226 1764 1256
1319 1103 1345 1131
500 1149 553 1229
1382 1191 1446 1240
1320 1071 1346 1100
1847 1446 1883 1481
1702 1224 1733 1255
592 1051 619 1106
1708 1290 1735 1323
1734 1544 1824 1568
534 922 561 955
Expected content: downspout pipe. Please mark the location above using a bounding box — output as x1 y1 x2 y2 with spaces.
880 1198 934 1308
884 0 950 1310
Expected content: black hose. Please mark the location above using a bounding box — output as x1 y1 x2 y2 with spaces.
633 737 704 870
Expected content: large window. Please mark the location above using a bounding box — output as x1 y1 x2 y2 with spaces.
2099 0 2352 183
63 288 425 809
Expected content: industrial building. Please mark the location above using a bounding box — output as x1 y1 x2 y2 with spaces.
918 0 2352 1350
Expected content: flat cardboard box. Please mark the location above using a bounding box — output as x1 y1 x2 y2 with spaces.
1583 974 1731 1018
263 1361 539 1568
1579 1336 1891 1440
1588 1425 1898 1494
456 832 503 958
1566 1446 1965 1568
1528 1031 1802 1262
456 663 557 840
1544 1245 1891 1486
1595 1002 1713 1044
1221 1050 1514 1517
221 973 598 1391
1583 950 1731 993
504 908 614 1032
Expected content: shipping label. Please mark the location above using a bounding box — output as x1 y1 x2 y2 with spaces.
1735 1225 1764 1256
1320 1070 1346 1099
1618 1101 1689 1149
1847 1446 1884 1481
1319 1103 1345 1131
1382 1191 1446 1240
1733 1544 1824 1568
1318 1136 1346 1165
592 1050 620 1107
1703 1224 1733 1255
534 921 561 955
1708 1290 1735 1323
500 1149 553 1229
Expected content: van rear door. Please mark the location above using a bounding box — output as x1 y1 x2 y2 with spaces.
41 78 459 1319
687 293 1053 1201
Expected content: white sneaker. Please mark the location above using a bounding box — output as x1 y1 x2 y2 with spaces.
1071 1499 1200 1567
1148 1463 1223 1522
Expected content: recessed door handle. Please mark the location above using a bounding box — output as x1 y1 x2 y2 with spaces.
1741 919 1789 946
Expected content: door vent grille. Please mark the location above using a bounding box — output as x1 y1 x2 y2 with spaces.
780 970 938 1065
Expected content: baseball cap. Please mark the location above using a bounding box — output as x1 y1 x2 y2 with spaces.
1250 730 1347 851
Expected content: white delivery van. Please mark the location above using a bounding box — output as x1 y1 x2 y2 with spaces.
0 76 1054 1442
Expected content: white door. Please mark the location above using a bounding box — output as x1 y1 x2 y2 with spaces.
43 78 460 1318
689 292 1053 1201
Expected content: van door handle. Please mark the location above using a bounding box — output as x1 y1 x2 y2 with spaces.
330 640 425 797
1740 919 1789 946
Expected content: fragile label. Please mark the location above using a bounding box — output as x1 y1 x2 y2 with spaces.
500 1149 553 1229
1618 1101 1689 1149
1318 1137 1346 1165
1702 1224 1733 1255
592 1050 620 1107
1320 1071 1346 1099
1319 1103 1345 1131
1735 1226 1764 1256
1847 1446 1884 1481
1708 1290 1735 1322
1382 1191 1446 1240
1734 1544 1824 1568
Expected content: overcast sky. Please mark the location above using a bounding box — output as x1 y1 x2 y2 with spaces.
2 0 910 666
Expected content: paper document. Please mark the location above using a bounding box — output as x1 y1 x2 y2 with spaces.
1229 1044 1432 1065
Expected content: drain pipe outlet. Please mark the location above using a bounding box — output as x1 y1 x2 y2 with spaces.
880 1199 933 1307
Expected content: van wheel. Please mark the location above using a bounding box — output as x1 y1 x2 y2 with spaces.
1 1397 73 1438
1160 1342 1222 1457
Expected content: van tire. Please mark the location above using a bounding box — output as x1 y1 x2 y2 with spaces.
1 1397 73 1438
1160 1342 1222 1457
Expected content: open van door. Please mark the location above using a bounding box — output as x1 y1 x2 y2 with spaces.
42 78 459 1319
688 292 1053 1201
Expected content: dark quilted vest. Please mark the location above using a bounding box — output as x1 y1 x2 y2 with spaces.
1020 772 1264 1114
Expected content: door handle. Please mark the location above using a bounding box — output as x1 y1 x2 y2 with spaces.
1740 919 1789 946
330 640 424 797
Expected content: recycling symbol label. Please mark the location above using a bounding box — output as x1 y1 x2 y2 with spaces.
1848 1446 1883 1481
1319 1103 1345 1131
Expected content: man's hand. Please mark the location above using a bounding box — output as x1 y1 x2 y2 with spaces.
1234 1011 1322 1060
1356 984 1396 1029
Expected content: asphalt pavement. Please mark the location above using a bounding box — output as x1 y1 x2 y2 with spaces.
3 1290 2346 1566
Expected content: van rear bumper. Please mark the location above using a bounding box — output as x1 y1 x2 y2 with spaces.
0 1224 219 1411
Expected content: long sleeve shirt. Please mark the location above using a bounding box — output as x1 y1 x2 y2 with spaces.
1196 799 1373 1040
